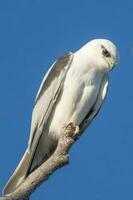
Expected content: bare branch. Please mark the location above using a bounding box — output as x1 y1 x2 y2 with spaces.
0 127 80 200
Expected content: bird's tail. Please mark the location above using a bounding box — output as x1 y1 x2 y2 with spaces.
3 149 30 195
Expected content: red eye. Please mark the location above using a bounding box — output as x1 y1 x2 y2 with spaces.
102 49 111 57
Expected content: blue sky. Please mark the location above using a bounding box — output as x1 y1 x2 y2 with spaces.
0 0 133 199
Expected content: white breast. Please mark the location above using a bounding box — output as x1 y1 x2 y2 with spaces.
47 56 104 139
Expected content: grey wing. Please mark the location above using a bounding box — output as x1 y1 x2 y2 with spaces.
2 52 74 195
80 75 109 132
26 52 74 173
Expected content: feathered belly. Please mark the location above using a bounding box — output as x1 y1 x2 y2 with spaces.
29 67 103 173
47 80 101 139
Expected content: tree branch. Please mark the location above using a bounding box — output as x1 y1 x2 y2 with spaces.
0 126 83 200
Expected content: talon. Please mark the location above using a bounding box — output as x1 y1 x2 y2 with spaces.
74 125 80 135
66 122 76 132
65 122 80 139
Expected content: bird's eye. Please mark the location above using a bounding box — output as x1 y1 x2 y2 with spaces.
102 49 111 57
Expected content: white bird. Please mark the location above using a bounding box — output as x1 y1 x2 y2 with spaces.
3 39 119 195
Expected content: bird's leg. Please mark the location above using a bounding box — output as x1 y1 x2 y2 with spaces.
65 122 80 140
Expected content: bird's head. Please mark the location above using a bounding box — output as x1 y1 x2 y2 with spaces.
79 39 119 73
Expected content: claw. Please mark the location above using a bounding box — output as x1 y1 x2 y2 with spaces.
66 122 76 131
65 122 80 139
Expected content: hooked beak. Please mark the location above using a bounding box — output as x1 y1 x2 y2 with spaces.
107 53 120 71
114 52 120 65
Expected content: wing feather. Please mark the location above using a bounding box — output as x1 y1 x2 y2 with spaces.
35 52 73 104
27 52 73 169
80 75 109 132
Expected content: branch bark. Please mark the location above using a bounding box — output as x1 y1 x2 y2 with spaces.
0 126 83 200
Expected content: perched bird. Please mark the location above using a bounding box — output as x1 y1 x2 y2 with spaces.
3 39 119 195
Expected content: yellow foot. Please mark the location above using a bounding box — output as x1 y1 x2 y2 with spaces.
65 122 80 139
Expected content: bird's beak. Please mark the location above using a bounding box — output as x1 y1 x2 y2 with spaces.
115 52 120 65
109 52 120 71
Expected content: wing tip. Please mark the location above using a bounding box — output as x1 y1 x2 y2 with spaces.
2 149 29 195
